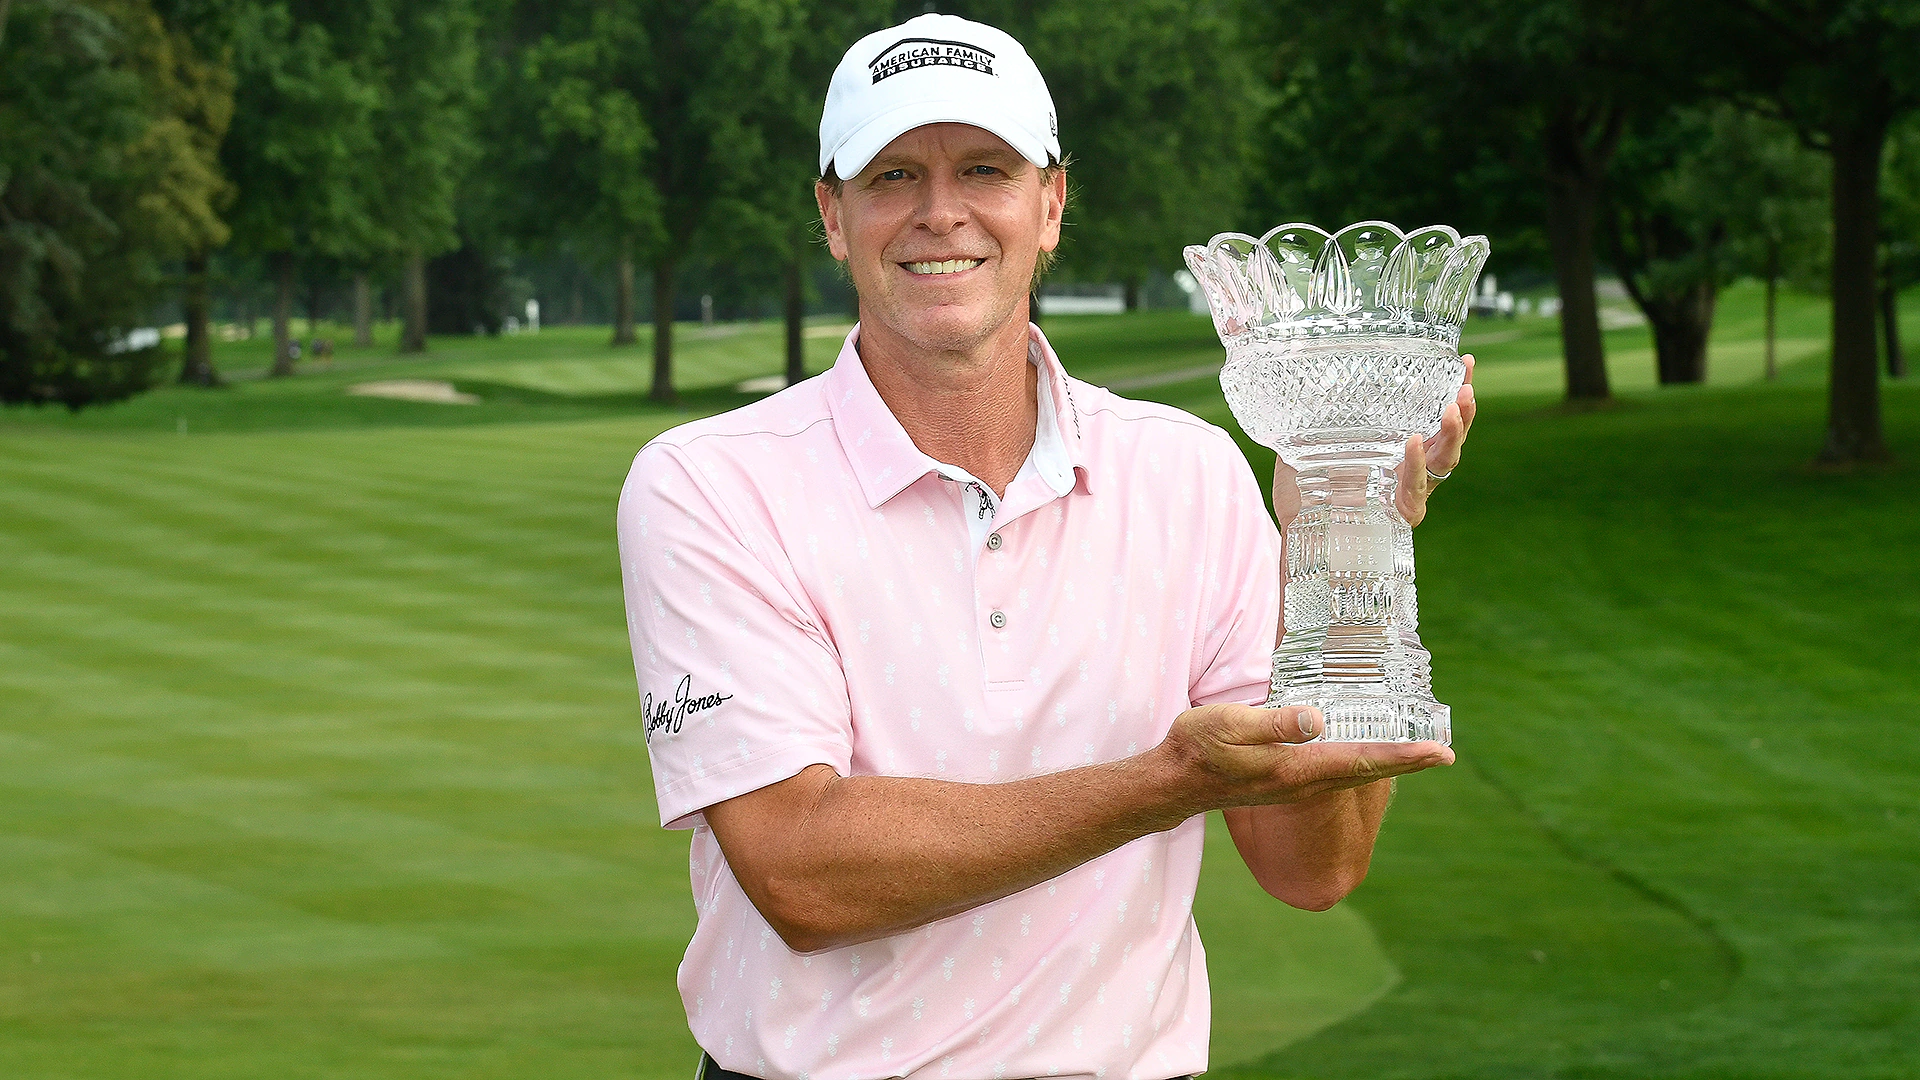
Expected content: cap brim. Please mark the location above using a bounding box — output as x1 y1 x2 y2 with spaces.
830 97 1051 180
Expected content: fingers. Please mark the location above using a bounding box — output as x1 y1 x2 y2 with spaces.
1404 433 1426 476
1207 704 1323 746
1172 700 1454 807
1396 435 1428 526
1283 740 1454 796
1271 458 1301 525
1427 354 1476 475
1272 706 1323 744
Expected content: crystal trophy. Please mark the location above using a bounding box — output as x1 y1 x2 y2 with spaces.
1184 222 1489 744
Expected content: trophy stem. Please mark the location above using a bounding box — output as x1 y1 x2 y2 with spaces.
1269 451 1451 744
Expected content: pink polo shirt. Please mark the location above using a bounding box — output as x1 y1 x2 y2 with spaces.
617 325 1281 1080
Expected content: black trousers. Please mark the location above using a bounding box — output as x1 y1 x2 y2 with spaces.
698 1051 1190 1080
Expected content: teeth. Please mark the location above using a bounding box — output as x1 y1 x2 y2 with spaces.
904 259 983 276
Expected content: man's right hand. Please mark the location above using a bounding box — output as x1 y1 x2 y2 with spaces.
1155 702 1454 815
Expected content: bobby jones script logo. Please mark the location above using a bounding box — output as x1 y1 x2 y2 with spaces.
870 37 995 83
644 674 732 742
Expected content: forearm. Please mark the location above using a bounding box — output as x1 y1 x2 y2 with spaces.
709 751 1204 953
1223 778 1393 910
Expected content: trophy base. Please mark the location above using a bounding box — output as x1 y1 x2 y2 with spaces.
1264 688 1451 744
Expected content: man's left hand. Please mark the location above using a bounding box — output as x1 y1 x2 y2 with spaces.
1271 355 1477 529
1395 353 1476 527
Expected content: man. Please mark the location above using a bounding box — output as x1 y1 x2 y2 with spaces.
617 14 1474 1080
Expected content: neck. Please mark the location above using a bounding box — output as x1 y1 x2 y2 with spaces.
856 306 1039 498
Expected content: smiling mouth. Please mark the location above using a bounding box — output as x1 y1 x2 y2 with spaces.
902 258 984 276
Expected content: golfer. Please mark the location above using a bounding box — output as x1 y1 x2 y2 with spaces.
618 13 1474 1080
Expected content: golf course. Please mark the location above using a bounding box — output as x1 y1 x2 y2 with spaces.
2 283 1915 1079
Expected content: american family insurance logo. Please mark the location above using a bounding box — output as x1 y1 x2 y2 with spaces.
870 37 995 83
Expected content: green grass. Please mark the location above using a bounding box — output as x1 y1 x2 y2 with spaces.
2 283 1917 1077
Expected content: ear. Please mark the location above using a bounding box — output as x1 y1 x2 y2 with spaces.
816 181 849 262
1038 167 1066 254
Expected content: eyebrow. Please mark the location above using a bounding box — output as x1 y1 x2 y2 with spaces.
864 148 1026 176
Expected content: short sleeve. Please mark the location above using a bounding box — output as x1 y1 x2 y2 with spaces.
1187 442 1282 708
618 443 853 829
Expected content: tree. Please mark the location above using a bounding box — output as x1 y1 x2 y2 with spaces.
1713 107 1829 381
1604 109 1728 385
1604 105 1825 385
151 0 237 387
521 3 661 349
635 0 801 403
1 0 232 408
1029 0 1259 311
221 0 380 375
1707 0 1920 462
704 1 892 387
1246 0 1680 404
367 0 478 353
523 0 809 401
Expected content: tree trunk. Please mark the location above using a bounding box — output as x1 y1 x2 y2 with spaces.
353 272 373 347
1028 287 1043 328
1544 180 1610 399
1764 240 1779 381
651 256 676 403
571 283 584 325
784 254 805 387
1643 282 1715 385
613 243 637 345
1882 269 1906 378
1541 103 1621 402
0 0 14 49
401 254 428 353
179 251 218 386
1123 276 1141 313
1820 120 1889 463
270 252 296 376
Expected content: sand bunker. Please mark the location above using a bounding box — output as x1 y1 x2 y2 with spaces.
347 380 480 405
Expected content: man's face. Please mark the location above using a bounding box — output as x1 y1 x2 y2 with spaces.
817 123 1065 356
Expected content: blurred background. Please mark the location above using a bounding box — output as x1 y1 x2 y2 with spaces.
1 1 1915 1078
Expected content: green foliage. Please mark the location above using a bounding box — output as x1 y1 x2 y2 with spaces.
517 3 661 262
223 0 476 268
220 1 380 261
0 0 232 408
1701 107 1833 290
700 2 892 272
370 0 476 264
1603 105 1831 381
1029 0 1259 291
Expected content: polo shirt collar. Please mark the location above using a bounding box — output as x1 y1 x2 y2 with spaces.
827 323 1092 510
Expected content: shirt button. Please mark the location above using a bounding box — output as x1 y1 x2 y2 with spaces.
989 610 1007 629
986 533 1003 551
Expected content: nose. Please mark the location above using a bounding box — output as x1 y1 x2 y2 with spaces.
915 172 967 235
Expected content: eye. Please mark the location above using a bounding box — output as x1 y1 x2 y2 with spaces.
967 164 1002 177
877 169 908 182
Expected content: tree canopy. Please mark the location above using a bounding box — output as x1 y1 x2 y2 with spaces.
2 0 1915 460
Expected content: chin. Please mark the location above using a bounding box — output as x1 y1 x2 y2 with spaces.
884 304 998 352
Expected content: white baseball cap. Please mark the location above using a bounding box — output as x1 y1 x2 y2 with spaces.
818 13 1060 180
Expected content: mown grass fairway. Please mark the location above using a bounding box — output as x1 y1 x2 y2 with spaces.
2 286 1916 1078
